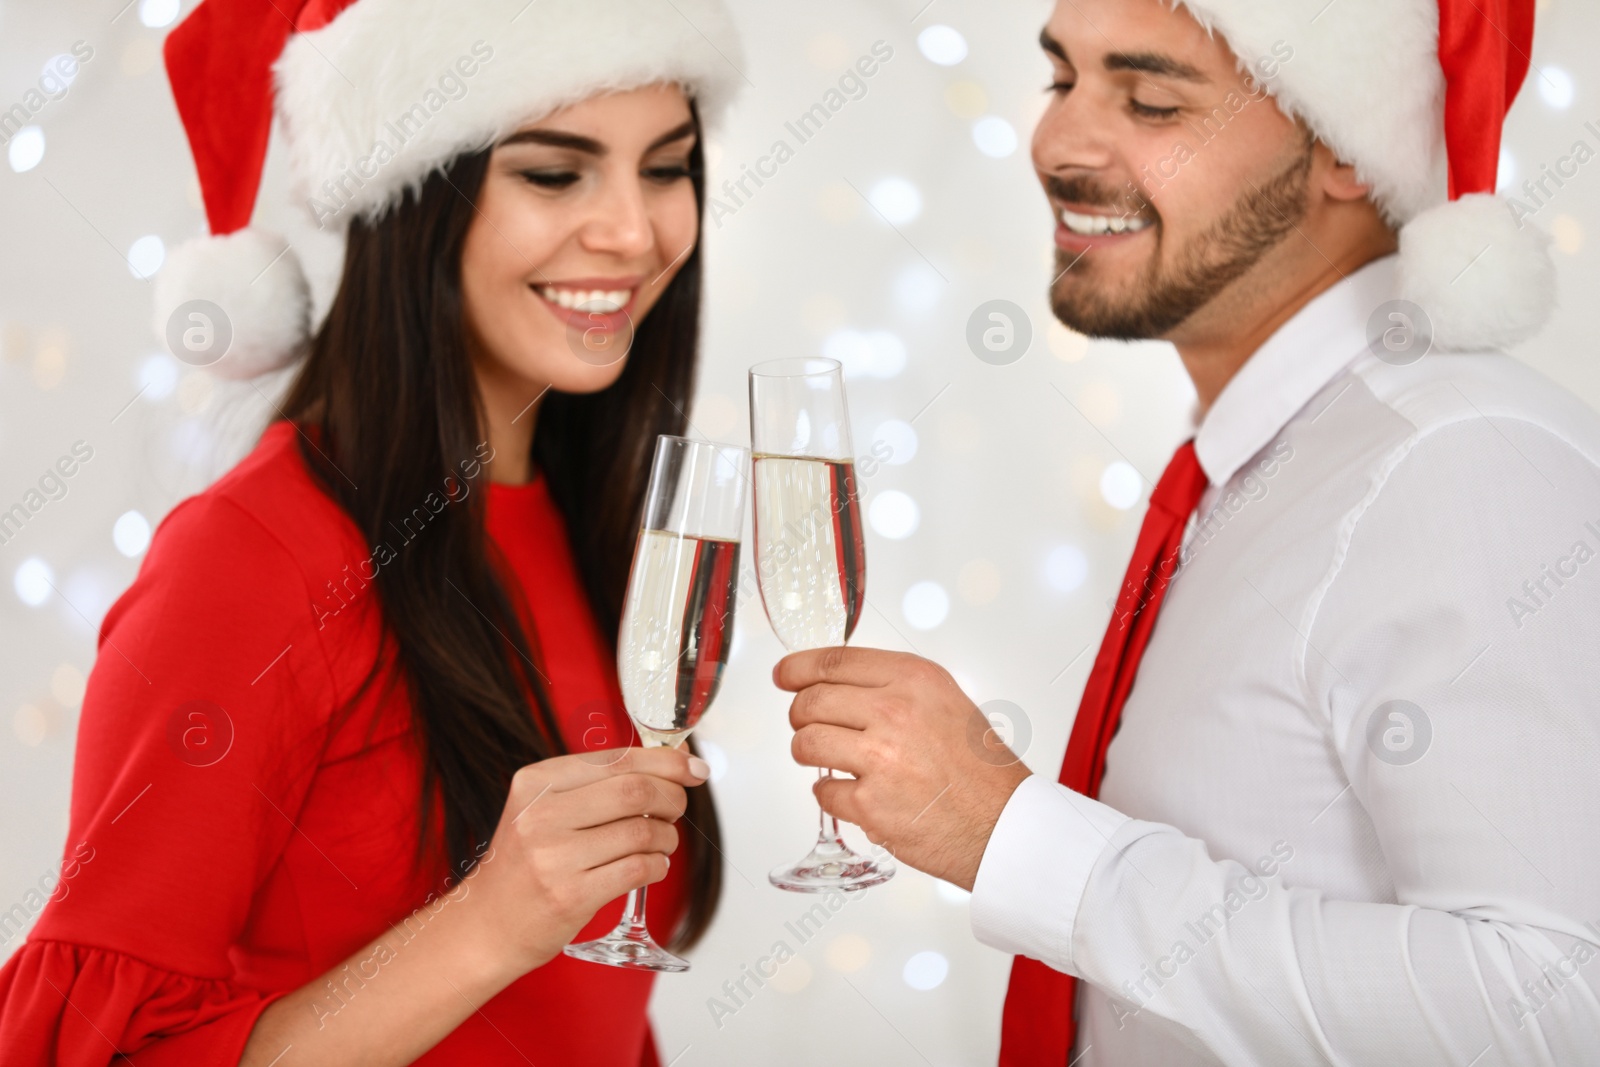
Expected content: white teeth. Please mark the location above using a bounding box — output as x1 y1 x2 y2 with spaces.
1060 207 1149 236
538 286 632 312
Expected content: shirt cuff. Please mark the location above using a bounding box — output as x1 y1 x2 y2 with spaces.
969 774 1130 974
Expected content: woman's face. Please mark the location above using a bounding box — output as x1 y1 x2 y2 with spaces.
460 83 699 399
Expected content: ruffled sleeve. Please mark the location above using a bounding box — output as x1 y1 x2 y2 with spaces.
0 940 286 1065
0 489 340 1065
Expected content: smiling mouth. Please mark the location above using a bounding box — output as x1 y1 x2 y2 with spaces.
535 285 636 313
1059 207 1153 236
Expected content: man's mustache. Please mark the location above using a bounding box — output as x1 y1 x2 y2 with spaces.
1044 173 1155 222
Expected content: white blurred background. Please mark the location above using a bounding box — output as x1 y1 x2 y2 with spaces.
1 0 1596 1063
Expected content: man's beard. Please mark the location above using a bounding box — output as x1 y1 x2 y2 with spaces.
1049 143 1314 339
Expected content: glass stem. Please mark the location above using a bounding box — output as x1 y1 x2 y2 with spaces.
616 734 665 936
816 767 845 846
618 885 650 935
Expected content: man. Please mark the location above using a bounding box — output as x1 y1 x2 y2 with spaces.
777 0 1600 1063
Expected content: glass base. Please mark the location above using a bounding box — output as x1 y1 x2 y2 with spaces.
769 836 895 893
564 926 689 973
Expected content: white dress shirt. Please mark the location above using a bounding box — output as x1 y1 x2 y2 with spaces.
970 254 1600 1066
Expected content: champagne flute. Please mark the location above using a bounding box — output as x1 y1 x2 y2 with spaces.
750 357 895 893
564 435 748 972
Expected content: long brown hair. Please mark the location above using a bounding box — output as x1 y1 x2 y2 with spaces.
279 106 721 950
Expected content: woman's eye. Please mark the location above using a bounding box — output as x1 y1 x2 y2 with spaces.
1047 80 1075 95
1131 100 1181 120
644 164 694 184
519 169 580 189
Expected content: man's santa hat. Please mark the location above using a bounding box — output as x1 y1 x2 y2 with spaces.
1173 0 1553 351
153 0 743 379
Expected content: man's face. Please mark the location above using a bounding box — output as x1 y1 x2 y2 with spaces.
1033 0 1312 339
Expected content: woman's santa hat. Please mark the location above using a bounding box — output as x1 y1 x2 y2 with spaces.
153 0 744 379
1174 0 1553 350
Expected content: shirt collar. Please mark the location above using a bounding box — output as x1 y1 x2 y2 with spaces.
1193 253 1397 487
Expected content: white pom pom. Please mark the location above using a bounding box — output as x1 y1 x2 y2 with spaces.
151 228 311 380
1397 193 1556 351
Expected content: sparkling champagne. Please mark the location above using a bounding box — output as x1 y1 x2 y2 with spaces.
752 454 866 651
617 529 741 745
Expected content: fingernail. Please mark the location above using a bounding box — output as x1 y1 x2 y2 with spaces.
687 756 711 780
663 854 671 870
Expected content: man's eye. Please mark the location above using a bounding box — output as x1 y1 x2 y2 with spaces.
1131 101 1181 120
519 169 580 189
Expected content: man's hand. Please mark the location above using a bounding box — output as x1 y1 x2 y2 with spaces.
776 646 1032 891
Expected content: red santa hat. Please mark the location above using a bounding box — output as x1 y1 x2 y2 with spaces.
1173 0 1553 350
153 0 744 379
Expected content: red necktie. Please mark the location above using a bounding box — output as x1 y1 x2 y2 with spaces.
999 440 1209 1066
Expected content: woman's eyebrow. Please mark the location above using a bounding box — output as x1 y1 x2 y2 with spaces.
497 128 604 153
645 119 697 151
496 119 697 156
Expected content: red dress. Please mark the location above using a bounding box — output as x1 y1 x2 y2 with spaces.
0 421 689 1065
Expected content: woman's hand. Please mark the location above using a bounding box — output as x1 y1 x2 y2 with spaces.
460 746 710 975
241 746 709 1066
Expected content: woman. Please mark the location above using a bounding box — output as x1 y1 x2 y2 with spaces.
0 1 743 1064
